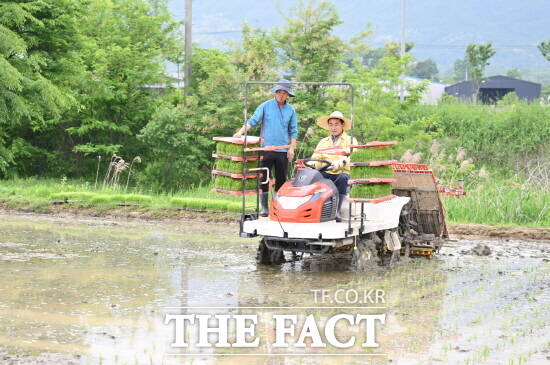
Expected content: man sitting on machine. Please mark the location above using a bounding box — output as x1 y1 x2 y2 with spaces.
311 111 357 222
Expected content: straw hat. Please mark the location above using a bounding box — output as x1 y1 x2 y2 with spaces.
316 111 352 131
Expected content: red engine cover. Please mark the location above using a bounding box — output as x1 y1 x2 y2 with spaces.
269 181 335 223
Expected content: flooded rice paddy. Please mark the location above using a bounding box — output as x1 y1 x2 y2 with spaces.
0 213 548 364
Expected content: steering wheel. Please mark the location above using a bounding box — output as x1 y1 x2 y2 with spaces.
303 158 332 172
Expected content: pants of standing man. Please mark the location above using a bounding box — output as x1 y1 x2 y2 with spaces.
260 151 288 193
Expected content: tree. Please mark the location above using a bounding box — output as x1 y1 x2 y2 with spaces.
232 24 278 81
539 39 550 61
409 59 439 80
466 42 496 101
452 58 469 82
0 0 86 177
506 68 522 79
62 0 181 174
274 0 345 82
138 48 242 189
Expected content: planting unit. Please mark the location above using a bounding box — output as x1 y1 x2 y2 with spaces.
349 141 398 201
211 136 262 196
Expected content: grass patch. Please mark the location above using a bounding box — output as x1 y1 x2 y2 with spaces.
443 180 550 226
1 177 548 227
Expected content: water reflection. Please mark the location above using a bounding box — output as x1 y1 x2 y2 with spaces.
0 215 548 364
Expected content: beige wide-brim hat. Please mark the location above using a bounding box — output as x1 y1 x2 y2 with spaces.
316 111 352 131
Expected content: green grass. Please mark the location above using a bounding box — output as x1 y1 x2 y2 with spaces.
350 146 392 162
443 179 550 227
349 183 393 199
170 198 243 212
1 177 548 227
350 165 394 179
0 177 250 214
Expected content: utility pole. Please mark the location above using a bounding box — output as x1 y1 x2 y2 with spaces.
184 0 192 101
399 0 406 102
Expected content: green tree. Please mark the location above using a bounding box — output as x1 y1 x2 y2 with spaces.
62 0 180 174
538 39 550 61
138 48 241 189
232 24 278 81
452 58 469 82
506 68 522 79
465 42 496 101
274 0 345 82
0 0 85 176
409 59 439 80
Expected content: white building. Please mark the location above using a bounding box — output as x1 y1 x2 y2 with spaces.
400 76 448 105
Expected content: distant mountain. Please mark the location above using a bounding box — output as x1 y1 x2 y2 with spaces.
168 0 550 82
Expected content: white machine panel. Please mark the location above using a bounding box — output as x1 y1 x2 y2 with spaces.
242 196 410 239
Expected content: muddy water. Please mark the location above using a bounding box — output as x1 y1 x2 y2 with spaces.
0 213 548 365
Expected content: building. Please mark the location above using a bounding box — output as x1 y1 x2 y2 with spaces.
445 75 541 103
399 76 448 105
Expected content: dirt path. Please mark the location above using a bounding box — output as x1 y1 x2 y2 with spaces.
1 203 549 241
448 222 550 241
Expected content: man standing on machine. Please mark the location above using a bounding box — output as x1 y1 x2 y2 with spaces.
311 111 357 222
233 79 298 216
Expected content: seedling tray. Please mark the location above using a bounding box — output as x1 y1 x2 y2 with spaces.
212 170 260 179
349 195 397 204
349 160 397 167
349 178 397 185
212 153 261 162
211 188 259 196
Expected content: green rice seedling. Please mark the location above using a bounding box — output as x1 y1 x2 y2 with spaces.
214 175 258 191
215 159 259 174
350 183 393 199
350 165 394 179
116 194 153 204
170 197 189 207
215 141 258 158
90 195 112 204
50 192 96 200
350 146 392 162
227 202 243 212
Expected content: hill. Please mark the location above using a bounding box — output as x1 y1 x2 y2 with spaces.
168 0 550 83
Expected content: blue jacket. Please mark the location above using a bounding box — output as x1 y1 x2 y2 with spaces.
247 98 298 152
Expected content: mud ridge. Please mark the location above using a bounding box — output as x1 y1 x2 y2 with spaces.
0 202 548 241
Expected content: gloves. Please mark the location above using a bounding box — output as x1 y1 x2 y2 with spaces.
330 159 346 171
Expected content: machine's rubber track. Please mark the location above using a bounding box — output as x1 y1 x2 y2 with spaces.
352 237 378 271
256 238 285 265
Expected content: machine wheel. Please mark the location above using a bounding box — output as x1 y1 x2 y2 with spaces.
352 238 378 271
381 249 400 267
256 239 285 265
